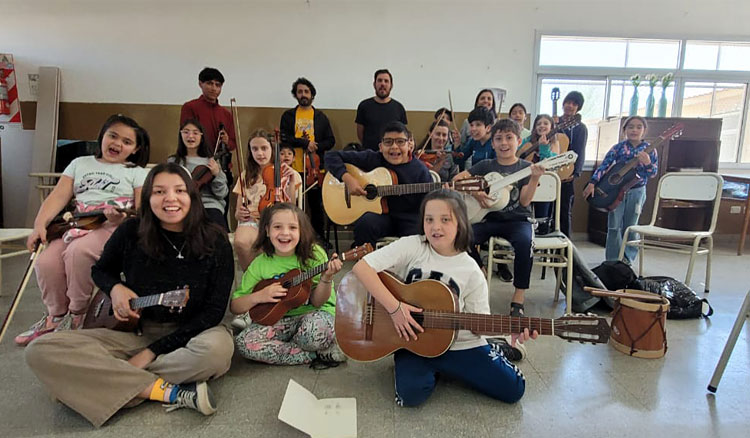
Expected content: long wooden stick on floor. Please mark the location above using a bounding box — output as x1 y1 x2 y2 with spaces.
0 244 44 345
583 286 665 302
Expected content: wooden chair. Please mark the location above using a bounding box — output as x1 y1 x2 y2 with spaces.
619 172 723 293
486 172 574 312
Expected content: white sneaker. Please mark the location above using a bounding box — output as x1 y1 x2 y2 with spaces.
231 313 252 330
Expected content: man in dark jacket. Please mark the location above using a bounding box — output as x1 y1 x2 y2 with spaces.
280 77 336 239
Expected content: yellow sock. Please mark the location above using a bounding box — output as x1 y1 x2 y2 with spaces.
149 378 175 403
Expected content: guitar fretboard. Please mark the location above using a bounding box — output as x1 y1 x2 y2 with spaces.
376 182 444 197
421 311 555 336
129 293 163 310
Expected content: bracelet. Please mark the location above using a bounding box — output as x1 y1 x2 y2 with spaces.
388 301 402 315
319 277 332 284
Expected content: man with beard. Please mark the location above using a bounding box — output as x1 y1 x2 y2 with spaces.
355 69 408 151
280 77 336 241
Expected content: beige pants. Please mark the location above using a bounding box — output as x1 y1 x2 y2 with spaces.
25 322 234 427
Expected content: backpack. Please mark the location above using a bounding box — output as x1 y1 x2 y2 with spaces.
559 242 605 313
592 261 638 291
631 276 713 319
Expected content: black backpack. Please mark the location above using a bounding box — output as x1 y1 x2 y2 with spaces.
592 261 637 291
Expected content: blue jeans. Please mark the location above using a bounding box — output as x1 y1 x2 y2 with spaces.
606 185 646 263
394 344 526 407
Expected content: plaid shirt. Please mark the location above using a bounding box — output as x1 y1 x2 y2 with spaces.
590 140 658 187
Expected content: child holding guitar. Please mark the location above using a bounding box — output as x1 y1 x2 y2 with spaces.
583 116 657 263
324 121 432 247
352 189 535 407
453 119 545 317
520 114 560 221
168 119 229 230
26 163 235 426
233 129 300 271
16 114 150 346
231 203 346 366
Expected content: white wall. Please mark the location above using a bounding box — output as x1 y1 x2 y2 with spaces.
4 0 750 112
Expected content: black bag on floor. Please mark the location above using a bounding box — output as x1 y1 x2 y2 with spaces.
592 261 637 291
630 276 713 319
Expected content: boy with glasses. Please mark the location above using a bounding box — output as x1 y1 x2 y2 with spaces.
325 121 431 247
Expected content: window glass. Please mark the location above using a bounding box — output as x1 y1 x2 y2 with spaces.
540 37 626 67
718 44 750 71
684 42 719 70
626 41 679 69
608 79 675 118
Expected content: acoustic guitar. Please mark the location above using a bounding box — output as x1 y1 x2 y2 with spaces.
587 123 684 211
248 243 373 326
463 151 578 224
335 271 610 362
83 286 189 332
46 207 136 242
322 164 487 225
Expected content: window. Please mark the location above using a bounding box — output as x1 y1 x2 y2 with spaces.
684 41 750 72
539 78 606 160
682 82 747 162
537 35 750 165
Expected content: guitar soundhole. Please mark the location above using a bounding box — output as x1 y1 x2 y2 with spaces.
609 174 622 185
413 313 424 325
364 185 378 200
282 281 293 289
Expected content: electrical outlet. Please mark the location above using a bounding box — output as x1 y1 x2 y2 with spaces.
730 205 742 214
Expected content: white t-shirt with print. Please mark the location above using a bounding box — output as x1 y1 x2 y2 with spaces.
63 156 148 207
363 234 489 351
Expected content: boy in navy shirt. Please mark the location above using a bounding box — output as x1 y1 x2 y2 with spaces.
325 121 431 247
456 106 496 170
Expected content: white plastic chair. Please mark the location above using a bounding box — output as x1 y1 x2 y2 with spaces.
619 172 723 293
486 172 573 312
0 229 33 296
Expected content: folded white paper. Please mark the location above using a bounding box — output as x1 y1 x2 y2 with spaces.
278 379 357 438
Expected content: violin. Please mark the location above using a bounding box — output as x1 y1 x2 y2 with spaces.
191 143 230 190
258 129 290 211
46 207 136 242
417 149 463 171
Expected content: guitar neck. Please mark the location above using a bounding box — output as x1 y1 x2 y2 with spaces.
422 311 555 336
376 182 444 197
129 293 167 310
290 249 361 286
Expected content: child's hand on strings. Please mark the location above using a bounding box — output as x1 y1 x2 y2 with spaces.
208 158 221 176
637 151 651 166
582 183 595 199
111 284 140 322
510 328 539 347
472 191 496 208
342 173 367 196
529 163 545 179
388 301 424 341
257 283 287 303
324 254 343 278
104 207 128 226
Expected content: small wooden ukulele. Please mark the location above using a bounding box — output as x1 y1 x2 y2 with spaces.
83 286 189 332
335 271 610 362
248 244 374 326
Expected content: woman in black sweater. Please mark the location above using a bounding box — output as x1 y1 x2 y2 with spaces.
25 162 234 428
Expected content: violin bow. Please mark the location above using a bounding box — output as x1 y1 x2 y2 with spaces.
416 107 448 159
230 98 248 206
0 244 44 344
448 90 461 143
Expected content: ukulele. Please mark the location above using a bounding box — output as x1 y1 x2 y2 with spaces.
335 271 610 362
462 151 578 224
587 123 684 211
248 244 373 326
83 286 189 332
46 207 136 242
322 164 487 225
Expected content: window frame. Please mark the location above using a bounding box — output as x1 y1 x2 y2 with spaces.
533 32 750 167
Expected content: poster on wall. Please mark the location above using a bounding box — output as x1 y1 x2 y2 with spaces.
0 54 22 124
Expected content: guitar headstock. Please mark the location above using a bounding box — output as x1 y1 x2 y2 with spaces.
557 114 582 131
342 243 374 262
539 151 578 171
453 176 488 192
659 123 685 142
554 314 610 344
163 286 190 312
551 87 561 103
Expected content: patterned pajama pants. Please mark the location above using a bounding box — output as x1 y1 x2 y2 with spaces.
234 310 334 365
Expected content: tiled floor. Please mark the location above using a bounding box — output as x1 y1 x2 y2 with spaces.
1 237 748 437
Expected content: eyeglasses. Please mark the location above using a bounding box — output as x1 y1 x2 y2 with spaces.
381 138 409 147
180 129 202 136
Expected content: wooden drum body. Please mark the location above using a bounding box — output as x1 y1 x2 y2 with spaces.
610 289 670 359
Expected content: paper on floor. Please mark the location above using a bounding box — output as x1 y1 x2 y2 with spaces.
278 379 356 438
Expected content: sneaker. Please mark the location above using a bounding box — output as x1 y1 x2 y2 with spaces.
310 340 348 370
164 382 217 415
496 264 513 282
14 314 62 346
54 312 85 332
487 336 526 362
231 313 252 331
